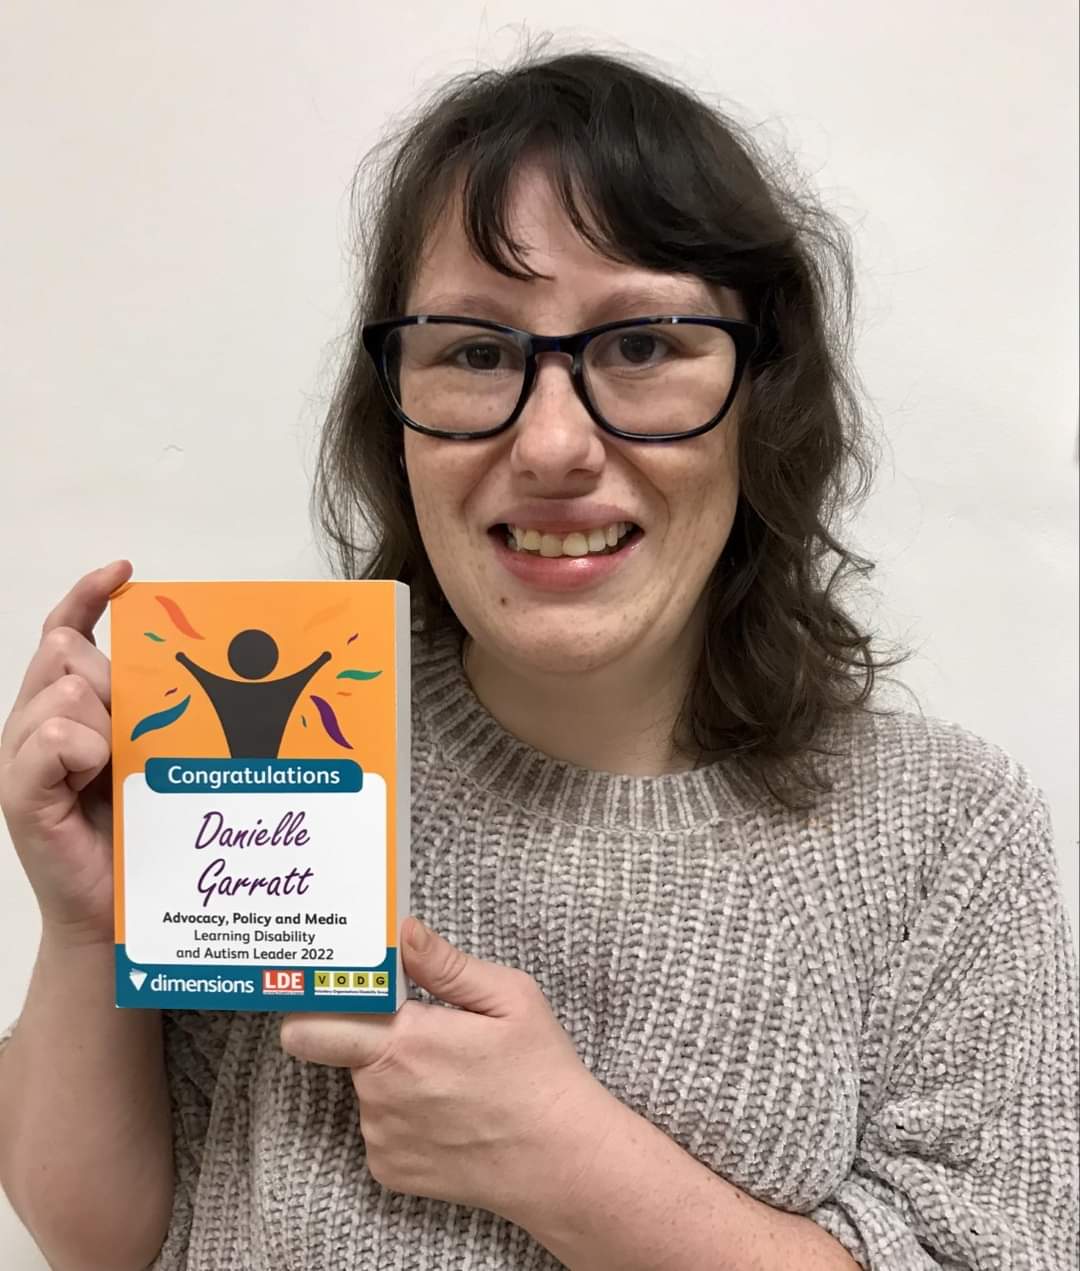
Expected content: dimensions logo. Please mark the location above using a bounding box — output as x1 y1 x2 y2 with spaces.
148 973 256 994
129 968 148 991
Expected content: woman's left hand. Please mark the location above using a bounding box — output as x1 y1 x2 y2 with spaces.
279 917 620 1220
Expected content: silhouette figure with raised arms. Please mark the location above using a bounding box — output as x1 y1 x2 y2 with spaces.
176 628 330 758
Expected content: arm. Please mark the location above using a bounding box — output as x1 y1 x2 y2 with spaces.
802 771 1079 1270
512 1093 860 1269
0 930 173 1271
512 765 1079 1271
282 649 332 696
175 649 218 694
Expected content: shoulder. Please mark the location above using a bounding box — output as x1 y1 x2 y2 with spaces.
852 706 1047 823
790 709 1069 1009
819 705 1055 885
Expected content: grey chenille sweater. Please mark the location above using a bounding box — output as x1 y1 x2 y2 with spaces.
3 626 1078 1269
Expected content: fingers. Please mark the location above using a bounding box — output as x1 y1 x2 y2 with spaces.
2 562 126 762
2 718 111 820
3 673 111 762
41 560 133 648
8 626 112 726
280 1012 396 1069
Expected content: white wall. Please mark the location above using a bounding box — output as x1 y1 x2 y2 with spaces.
1 2 1076 1264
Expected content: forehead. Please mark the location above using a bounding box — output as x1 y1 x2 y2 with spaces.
406 161 742 323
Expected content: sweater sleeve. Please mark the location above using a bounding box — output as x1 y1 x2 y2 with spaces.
805 767 1080 1270
147 1009 235 1270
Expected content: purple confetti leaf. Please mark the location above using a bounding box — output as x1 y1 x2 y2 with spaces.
310 694 353 750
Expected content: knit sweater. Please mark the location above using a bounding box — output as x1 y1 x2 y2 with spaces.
3 626 1078 1270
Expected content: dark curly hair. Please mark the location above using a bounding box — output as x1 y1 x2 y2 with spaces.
313 42 917 811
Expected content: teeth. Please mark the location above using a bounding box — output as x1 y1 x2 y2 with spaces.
506 521 636 558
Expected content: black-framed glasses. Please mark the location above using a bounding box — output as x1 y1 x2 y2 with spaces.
360 314 758 442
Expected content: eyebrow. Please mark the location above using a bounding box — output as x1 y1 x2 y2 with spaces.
409 284 723 327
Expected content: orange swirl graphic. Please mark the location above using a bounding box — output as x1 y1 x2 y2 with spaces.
154 594 205 639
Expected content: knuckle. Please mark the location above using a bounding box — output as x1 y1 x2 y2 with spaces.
43 626 80 661
39 717 73 750
57 674 90 708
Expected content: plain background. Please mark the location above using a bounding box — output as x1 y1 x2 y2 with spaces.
1 2 1077 1264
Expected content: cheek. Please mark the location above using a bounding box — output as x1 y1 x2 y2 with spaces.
664 448 739 547
404 438 491 531
407 473 441 536
407 456 461 535
405 451 491 582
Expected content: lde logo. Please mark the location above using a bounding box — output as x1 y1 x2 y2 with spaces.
262 970 304 995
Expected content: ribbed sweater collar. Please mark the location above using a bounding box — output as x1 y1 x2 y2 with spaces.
411 626 762 836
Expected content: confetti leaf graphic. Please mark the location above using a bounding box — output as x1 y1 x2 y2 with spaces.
310 695 352 749
346 633 358 645
303 601 349 631
154 595 204 639
336 669 381 681
143 632 165 643
164 687 178 697
131 695 191 741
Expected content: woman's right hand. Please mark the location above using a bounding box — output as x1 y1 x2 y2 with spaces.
0 561 133 947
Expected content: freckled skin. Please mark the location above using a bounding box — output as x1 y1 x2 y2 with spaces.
403 159 746 683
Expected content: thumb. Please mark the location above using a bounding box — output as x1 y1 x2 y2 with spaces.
401 917 516 1016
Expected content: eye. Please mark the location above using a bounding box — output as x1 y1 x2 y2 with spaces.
456 343 503 371
590 328 677 370
443 337 523 373
618 332 663 365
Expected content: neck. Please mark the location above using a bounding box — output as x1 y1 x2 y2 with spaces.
461 624 704 778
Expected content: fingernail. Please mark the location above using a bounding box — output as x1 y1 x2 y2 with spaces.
407 918 431 952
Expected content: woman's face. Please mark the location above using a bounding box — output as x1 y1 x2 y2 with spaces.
402 161 747 678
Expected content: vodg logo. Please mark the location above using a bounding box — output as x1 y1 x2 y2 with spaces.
262 970 304 995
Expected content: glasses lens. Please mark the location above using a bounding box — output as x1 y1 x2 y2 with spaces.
583 321 737 434
385 322 526 434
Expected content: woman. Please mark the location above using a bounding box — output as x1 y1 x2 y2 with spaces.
1 48 1076 1271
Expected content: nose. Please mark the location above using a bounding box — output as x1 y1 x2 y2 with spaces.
508 352 606 485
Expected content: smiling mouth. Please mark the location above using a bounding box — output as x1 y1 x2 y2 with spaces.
492 523 642 558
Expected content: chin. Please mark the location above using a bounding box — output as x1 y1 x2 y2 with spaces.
472 613 643 677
